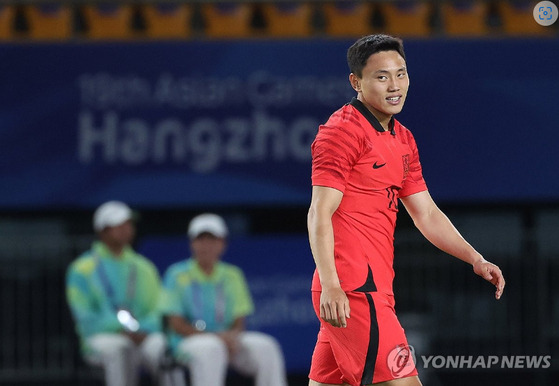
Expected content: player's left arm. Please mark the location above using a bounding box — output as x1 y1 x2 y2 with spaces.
400 190 505 300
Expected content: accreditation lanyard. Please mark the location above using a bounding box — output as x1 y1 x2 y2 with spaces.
190 281 226 327
95 254 138 311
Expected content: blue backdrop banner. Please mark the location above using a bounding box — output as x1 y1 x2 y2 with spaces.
1 38 558 208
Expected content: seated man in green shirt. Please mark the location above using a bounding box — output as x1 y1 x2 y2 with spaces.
162 213 288 386
66 201 184 386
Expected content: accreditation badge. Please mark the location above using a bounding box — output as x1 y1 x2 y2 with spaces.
117 308 140 332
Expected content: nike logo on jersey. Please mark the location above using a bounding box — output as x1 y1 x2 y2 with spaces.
373 162 386 169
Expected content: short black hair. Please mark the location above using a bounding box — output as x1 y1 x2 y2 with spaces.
347 34 406 78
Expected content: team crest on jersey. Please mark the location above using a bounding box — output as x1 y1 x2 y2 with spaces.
402 154 410 180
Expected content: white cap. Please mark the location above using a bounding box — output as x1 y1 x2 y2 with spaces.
93 201 133 232
188 213 228 239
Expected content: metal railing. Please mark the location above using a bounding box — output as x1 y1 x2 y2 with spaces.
0 229 94 383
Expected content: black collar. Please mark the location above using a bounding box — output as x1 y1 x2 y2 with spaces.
349 97 395 135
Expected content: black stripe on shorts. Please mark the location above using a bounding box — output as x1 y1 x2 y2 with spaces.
361 292 379 385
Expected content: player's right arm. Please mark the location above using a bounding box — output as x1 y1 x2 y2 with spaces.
308 185 350 328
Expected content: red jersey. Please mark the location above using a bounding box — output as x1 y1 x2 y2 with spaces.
311 98 427 295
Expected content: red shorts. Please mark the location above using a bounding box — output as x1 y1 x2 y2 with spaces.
309 290 418 385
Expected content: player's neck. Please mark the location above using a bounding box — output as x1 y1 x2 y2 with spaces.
375 113 392 131
357 97 392 131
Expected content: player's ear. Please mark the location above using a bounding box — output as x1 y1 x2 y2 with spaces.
349 73 361 92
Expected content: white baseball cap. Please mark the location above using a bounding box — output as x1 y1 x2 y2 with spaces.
188 213 228 239
93 201 133 232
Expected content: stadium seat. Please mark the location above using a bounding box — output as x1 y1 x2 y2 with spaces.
497 0 550 35
82 3 134 39
322 1 374 37
201 2 253 38
0 5 15 40
142 3 192 39
441 0 489 36
380 0 431 37
24 3 72 40
261 2 313 38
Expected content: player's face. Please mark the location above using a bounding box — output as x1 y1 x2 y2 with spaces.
350 50 409 127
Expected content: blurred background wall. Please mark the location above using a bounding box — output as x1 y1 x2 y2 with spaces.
0 0 558 385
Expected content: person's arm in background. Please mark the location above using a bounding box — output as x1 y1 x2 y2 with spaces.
401 190 505 299
217 266 252 354
165 314 245 352
66 257 122 340
307 185 350 328
217 317 245 354
161 264 201 337
126 258 165 344
133 260 164 331
166 315 199 336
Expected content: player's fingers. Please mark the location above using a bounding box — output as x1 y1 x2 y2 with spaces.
326 303 347 328
338 308 347 328
481 265 494 281
495 272 506 300
488 265 504 285
495 287 503 300
333 301 345 327
483 264 505 299
320 303 332 322
331 297 350 327
321 303 340 327
334 301 350 328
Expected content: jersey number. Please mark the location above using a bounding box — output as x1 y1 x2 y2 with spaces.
386 187 398 210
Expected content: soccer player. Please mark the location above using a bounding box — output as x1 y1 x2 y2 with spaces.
307 34 505 386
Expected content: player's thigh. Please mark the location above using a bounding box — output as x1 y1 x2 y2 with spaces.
369 375 422 386
308 380 350 386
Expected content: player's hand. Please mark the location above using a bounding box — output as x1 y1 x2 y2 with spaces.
320 286 350 328
473 258 505 300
